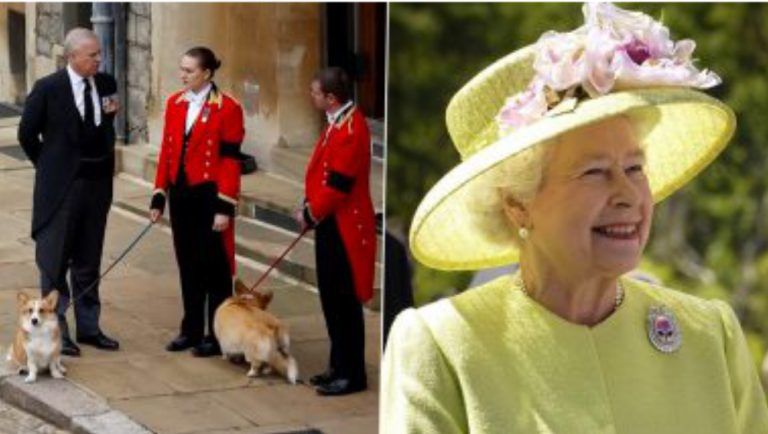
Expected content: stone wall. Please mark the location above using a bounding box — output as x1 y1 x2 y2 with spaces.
32 3 65 77
34 3 63 60
126 3 151 143
19 3 324 161
148 4 323 168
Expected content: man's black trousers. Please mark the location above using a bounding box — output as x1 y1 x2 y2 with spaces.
315 215 366 384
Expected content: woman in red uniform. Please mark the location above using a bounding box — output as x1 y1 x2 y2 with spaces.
149 47 244 357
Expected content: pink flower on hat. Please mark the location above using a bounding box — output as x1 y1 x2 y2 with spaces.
534 29 588 92
497 2 721 134
496 79 549 135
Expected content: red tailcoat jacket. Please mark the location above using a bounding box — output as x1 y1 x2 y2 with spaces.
305 106 377 303
153 86 244 275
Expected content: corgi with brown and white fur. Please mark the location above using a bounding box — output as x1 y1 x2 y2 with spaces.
214 279 298 384
7 291 66 383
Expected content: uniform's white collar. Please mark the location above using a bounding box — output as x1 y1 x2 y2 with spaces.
185 83 212 104
326 100 354 124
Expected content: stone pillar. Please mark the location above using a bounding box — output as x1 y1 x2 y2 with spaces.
273 4 323 150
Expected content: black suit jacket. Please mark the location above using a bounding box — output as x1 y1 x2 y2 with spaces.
18 68 117 238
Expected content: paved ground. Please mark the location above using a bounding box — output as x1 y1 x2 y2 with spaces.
0 124 380 433
0 399 70 433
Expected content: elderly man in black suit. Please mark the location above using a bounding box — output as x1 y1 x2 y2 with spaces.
18 27 120 356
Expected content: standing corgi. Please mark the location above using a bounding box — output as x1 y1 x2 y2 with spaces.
7 291 66 383
214 280 298 384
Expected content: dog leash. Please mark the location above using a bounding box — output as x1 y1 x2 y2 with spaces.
248 227 309 293
41 216 303 301
41 221 155 311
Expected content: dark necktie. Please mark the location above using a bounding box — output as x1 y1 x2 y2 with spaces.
83 78 95 128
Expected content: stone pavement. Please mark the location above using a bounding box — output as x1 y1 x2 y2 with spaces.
0 398 70 434
0 123 380 433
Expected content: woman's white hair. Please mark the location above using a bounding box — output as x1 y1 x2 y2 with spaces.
467 139 554 248
63 28 98 57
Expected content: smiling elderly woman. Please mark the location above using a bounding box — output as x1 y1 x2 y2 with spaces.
381 4 768 434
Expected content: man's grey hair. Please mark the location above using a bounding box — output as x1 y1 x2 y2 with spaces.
63 28 98 57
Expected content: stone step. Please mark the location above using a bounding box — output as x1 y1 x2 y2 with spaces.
268 144 383 206
0 102 22 119
111 173 382 310
268 116 383 202
0 115 20 129
268 144 311 183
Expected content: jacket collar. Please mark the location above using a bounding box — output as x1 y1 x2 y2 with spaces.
326 100 354 125
184 82 211 105
175 81 224 109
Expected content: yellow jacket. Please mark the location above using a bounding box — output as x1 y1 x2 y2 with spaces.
382 275 768 433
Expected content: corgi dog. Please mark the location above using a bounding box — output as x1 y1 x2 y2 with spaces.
7 291 66 383
214 279 298 384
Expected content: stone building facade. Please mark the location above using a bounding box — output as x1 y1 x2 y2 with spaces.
3 3 385 173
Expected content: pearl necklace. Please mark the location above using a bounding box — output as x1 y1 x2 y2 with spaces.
513 275 625 309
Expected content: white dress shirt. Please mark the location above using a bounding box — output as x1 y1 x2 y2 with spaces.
184 83 212 134
66 65 101 126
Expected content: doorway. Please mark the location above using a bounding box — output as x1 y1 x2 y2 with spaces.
325 3 385 120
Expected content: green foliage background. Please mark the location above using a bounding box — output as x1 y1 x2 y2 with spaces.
387 3 768 369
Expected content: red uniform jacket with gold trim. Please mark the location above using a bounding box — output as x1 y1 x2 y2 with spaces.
304 106 376 303
152 85 244 275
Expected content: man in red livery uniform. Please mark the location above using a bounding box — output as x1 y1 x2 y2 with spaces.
298 67 376 396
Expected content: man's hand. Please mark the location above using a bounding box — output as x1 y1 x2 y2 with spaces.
103 97 120 114
294 208 308 231
150 209 162 223
213 214 230 232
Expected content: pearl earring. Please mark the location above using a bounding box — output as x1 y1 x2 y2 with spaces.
518 227 529 240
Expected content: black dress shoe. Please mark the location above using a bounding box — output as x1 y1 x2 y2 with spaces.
61 336 81 357
309 369 336 386
77 332 119 351
315 377 367 396
191 336 221 357
165 335 201 352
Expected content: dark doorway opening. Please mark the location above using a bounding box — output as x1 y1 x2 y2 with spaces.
63 3 93 31
8 9 26 105
325 3 386 120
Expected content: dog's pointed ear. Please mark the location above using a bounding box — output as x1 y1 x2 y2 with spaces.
260 290 273 308
17 292 29 307
44 290 59 308
234 279 249 296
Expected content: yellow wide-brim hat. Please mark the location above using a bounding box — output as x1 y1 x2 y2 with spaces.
409 45 736 271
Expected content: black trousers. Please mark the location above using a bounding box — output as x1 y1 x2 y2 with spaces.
169 182 232 341
315 216 366 383
35 176 112 339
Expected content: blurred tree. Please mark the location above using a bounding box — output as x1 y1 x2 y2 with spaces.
388 3 768 367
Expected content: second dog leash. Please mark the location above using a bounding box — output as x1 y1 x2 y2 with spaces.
248 226 309 292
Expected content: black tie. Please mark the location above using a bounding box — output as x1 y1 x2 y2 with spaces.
83 78 95 128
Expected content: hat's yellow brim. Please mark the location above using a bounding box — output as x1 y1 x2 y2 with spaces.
409 87 736 271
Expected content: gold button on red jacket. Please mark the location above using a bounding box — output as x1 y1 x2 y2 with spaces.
152 85 245 275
